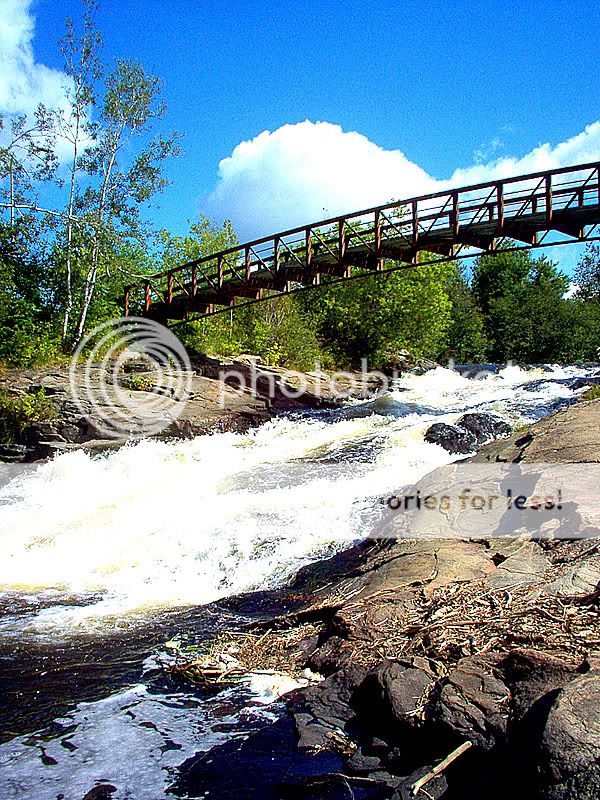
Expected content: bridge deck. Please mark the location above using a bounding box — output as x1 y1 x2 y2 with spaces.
125 162 600 322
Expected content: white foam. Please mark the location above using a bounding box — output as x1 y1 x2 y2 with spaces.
0 364 596 633
0 682 273 800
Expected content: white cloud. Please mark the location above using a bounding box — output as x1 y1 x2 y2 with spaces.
204 121 438 238
0 0 67 117
563 282 580 299
204 120 600 241
446 121 600 187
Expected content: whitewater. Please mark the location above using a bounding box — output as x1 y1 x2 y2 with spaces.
0 363 594 635
0 363 599 800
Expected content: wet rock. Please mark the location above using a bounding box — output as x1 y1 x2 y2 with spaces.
424 422 477 454
432 655 511 750
346 749 383 774
288 666 368 752
307 636 354 676
0 442 28 462
81 786 118 800
539 671 600 798
358 659 435 730
456 412 512 445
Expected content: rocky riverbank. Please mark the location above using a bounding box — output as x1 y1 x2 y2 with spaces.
0 356 383 463
173 398 600 800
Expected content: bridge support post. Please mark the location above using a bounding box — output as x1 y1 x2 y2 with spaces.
374 210 383 270
245 246 251 282
452 192 460 237
274 236 281 273
545 175 553 224
338 220 349 277
496 183 504 233
412 200 419 247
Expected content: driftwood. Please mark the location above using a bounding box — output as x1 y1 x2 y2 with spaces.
411 741 473 796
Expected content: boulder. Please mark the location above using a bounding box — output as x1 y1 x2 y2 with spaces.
539 671 600 798
357 659 436 729
0 442 28 463
543 558 600 598
424 422 477 454
432 655 511 750
456 412 512 445
307 636 354 676
499 649 581 725
345 749 383 774
287 666 368 752
486 541 549 590
473 399 600 464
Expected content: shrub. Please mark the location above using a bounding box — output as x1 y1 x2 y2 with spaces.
581 384 600 401
123 373 156 392
0 388 58 442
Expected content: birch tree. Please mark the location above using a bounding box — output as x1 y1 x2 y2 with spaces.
72 59 179 344
57 0 102 345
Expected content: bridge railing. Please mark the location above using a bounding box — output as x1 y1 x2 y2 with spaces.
124 162 600 318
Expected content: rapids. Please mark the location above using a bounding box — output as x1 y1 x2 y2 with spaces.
0 364 595 635
0 363 598 799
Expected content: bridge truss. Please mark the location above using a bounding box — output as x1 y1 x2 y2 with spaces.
125 162 600 322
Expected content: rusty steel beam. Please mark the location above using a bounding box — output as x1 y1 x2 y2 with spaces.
126 162 600 321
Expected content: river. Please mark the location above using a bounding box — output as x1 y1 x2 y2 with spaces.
0 364 597 799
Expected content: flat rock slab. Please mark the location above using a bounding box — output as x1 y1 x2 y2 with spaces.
473 399 600 464
486 541 549 590
340 540 496 603
543 556 600 597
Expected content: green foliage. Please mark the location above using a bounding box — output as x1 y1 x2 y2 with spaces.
558 300 600 362
182 294 324 370
302 258 454 368
581 384 600 401
0 388 58 442
1 3 180 351
472 247 571 362
574 243 600 301
444 266 489 362
123 373 155 391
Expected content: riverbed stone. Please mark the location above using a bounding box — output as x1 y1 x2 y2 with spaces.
473 398 600 464
357 659 435 729
538 671 600 798
486 541 548 589
456 412 512 444
432 654 511 750
424 422 478 454
307 636 354 676
542 557 600 598
288 666 368 752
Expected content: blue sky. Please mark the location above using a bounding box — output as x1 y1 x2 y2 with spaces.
2 0 600 274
